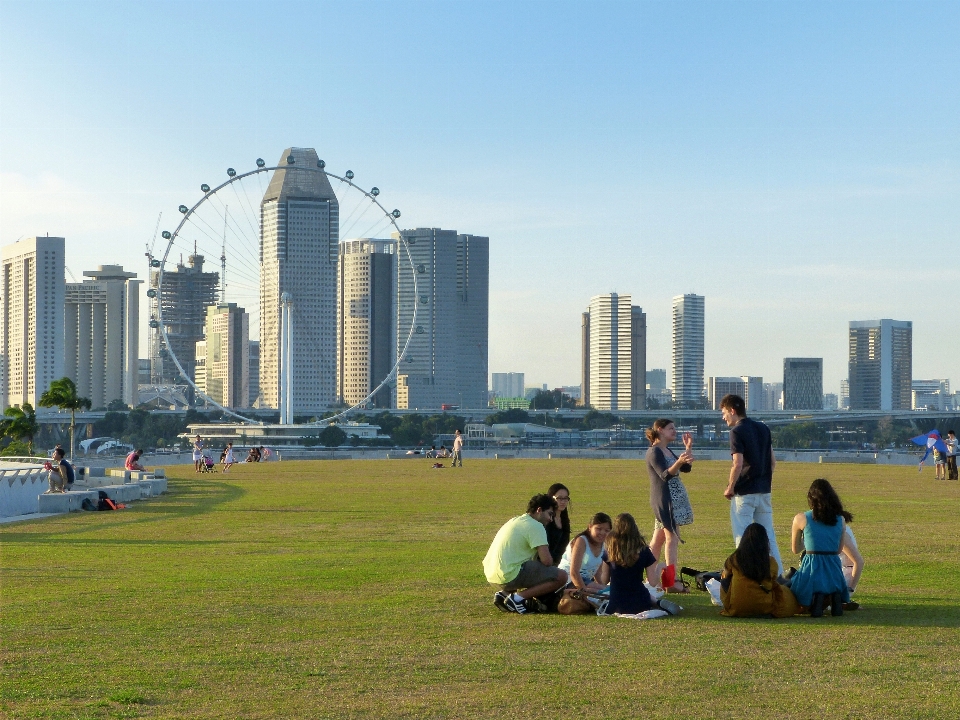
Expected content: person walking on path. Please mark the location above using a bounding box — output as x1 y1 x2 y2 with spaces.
720 393 784 575
452 429 464 467
483 494 568 614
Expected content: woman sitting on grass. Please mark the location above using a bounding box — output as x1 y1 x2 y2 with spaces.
720 522 800 618
840 519 864 599
545 483 572 565
602 513 663 615
559 513 612 591
790 478 851 617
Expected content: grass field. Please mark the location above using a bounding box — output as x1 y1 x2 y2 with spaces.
2 458 959 719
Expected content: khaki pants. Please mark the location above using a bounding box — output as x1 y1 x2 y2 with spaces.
48 470 64 493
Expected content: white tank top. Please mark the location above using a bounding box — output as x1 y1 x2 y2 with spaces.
559 535 605 584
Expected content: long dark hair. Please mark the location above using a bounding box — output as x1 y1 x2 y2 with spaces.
573 512 613 544
808 478 850 526
547 483 571 536
735 523 772 583
605 513 648 568
645 418 673 444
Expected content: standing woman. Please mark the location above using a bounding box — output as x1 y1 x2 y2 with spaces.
645 418 695 593
545 483 571 565
193 435 204 473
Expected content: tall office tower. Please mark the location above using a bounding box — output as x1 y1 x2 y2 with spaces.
671 294 705 407
201 303 250 409
151 253 219 386
823 393 839 411
740 376 764 412
1 237 65 409
646 368 667 393
64 265 141 409
839 379 850 410
394 228 488 409
848 319 912 411
708 377 746 410
248 341 260 407
580 311 590 406
762 382 784 411
912 379 950 411
260 147 339 414
783 358 823 410
337 238 396 408
194 341 207 395
492 372 525 399
581 293 645 411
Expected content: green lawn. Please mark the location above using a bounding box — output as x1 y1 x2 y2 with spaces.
2 459 959 719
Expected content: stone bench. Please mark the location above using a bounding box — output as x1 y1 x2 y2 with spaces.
96 484 143 503
136 478 167 497
106 469 131 481
37 490 99 514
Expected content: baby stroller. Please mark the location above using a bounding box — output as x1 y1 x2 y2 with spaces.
199 453 217 473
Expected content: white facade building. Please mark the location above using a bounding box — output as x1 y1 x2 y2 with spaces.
671 294 705 406
64 265 141 408
203 303 250 409
492 372 525 399
1 236 65 409
260 147 339 414
581 293 645 411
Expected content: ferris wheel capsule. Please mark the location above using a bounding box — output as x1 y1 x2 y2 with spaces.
201 184 210 193
227 168 236 177
317 160 325 168
286 154 295 165
346 170 355 180
161 231 171 239
371 187 380 196
392 209 401 218
256 158 265 168
179 205 188 214
149 319 160 329
146 288 157 298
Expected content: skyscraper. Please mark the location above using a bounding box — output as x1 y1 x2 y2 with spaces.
783 358 823 411
248 340 260 408
741 376 764 412
581 293 645 411
1 236 65 409
394 228 488 409
151 253 219 387
492 372 525 399
260 147 339 414
200 303 249 409
848 320 912 410
337 238 395 408
64 264 141 409
671 294 705 407
708 377 746 410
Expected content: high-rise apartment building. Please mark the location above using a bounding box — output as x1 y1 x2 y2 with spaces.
1 237 65 408
741 376 764 412
199 303 249 409
194 341 207 396
248 341 260 407
581 293 645 411
64 265 141 409
151 253 219 386
840 379 850 410
337 238 395 408
708 377 746 410
762 382 783 411
646 368 667 393
394 228 488 409
671 294 705 407
848 320 912 411
492 372 525 399
260 147 339 414
911 379 950 411
783 358 823 411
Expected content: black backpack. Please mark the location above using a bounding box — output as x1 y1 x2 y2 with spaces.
81 498 97 511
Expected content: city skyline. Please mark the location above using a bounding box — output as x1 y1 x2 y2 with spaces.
3 3 960 396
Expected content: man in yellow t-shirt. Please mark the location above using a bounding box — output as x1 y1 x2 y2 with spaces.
483 494 568 614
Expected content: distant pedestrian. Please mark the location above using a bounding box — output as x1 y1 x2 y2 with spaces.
125 448 145 472
193 435 204 473
948 431 959 480
452 429 464 467
720 393 784 576
222 442 235 473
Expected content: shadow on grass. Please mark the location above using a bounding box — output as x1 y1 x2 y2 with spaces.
0 478 245 541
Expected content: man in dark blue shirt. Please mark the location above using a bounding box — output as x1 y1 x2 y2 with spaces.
720 393 783 574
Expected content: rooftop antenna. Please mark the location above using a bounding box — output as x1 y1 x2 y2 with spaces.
221 205 228 303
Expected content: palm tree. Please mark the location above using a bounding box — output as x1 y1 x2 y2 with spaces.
0 403 39 455
39 377 91 462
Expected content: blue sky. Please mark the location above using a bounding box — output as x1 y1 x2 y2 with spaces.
2 1 959 395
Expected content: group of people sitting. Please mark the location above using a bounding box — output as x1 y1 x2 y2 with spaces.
482 392 865 619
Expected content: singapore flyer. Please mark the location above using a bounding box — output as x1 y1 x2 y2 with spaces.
148 148 417 425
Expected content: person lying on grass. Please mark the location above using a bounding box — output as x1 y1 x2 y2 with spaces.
559 512 613 591
720 522 800 618
484 494 569 615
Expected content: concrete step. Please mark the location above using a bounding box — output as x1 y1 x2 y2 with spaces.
138 478 167 496
38 490 99 514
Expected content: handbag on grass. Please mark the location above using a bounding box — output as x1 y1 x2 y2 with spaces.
558 588 595 615
667 475 694 526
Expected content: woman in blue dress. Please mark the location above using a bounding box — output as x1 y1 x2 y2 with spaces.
790 478 851 617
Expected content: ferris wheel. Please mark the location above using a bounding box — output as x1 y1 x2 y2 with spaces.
147 153 418 424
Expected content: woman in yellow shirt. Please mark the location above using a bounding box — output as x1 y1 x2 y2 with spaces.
720 523 800 618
